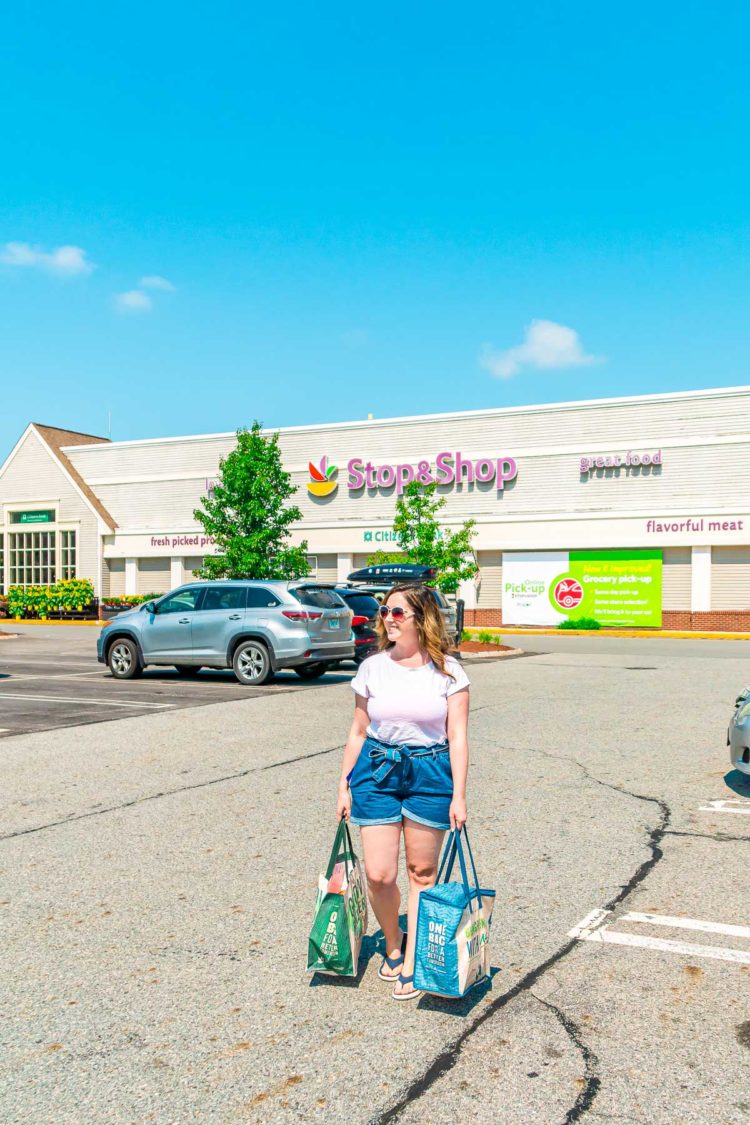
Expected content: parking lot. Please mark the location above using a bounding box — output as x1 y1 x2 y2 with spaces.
2 628 750 1123
0 624 359 737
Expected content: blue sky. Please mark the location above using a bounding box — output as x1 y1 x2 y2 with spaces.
2 2 749 455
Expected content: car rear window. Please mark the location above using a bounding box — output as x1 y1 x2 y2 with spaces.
339 593 379 616
246 587 281 608
291 586 346 609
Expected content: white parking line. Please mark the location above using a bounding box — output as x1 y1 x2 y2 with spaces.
0 659 96 666
0 692 173 710
569 910 750 966
1 671 107 682
699 798 750 816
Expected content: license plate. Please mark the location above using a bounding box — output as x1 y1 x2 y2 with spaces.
329 618 340 629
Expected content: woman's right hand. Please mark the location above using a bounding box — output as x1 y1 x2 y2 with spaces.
336 784 351 821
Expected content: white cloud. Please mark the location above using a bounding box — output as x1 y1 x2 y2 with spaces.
114 289 153 312
139 274 175 291
1 241 94 277
480 319 603 379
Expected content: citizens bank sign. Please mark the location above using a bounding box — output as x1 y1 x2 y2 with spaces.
307 451 518 498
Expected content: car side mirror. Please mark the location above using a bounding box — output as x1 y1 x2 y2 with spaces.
142 601 157 614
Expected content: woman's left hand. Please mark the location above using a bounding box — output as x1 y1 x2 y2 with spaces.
449 795 467 831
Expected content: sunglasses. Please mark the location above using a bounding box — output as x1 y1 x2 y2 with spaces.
379 605 413 621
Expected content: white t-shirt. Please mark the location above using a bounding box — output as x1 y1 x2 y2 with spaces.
350 651 470 748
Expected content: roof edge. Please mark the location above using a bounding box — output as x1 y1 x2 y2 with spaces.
59 383 750 452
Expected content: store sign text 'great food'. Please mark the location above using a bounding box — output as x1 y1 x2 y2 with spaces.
308 452 518 497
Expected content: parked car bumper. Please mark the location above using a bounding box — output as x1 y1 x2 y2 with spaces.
729 719 750 774
279 640 355 668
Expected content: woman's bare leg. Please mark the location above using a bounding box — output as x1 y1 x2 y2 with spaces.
398 817 445 995
359 823 404 975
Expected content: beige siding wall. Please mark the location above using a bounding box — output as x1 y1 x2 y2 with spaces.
106 559 126 597
137 558 171 595
662 547 691 609
184 556 204 580
309 553 338 582
712 547 750 610
0 429 102 593
477 551 502 608
65 390 750 532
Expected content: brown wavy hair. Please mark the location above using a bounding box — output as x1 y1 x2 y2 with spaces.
375 583 455 678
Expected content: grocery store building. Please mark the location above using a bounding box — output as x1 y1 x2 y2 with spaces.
1 385 749 629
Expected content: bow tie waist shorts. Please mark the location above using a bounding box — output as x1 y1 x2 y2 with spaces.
349 736 453 831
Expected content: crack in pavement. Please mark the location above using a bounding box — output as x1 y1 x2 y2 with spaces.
0 742 346 841
0 695 541 842
530 992 601 1124
664 829 750 843
370 763 670 1125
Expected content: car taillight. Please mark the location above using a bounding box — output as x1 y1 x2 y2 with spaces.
281 610 323 620
351 615 369 627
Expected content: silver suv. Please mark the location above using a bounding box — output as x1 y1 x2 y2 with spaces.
96 581 354 686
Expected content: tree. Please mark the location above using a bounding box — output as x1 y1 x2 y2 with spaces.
365 549 406 566
193 422 309 580
392 481 478 594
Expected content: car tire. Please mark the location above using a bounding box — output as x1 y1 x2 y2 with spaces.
108 638 143 680
174 665 202 676
294 663 328 680
232 640 273 686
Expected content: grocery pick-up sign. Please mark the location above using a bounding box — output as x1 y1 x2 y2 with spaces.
503 550 663 628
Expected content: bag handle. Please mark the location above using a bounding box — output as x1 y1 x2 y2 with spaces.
436 827 483 909
325 817 357 880
459 825 483 909
437 829 459 883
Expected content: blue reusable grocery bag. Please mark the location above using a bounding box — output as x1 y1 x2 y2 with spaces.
414 827 495 997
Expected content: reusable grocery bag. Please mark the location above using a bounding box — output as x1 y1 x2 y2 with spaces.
307 818 368 976
414 827 495 997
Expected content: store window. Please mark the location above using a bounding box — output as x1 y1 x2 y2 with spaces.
60 530 77 579
8 530 56 586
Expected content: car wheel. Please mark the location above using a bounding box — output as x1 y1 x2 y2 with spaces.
233 641 272 686
108 638 143 680
294 663 328 680
174 665 202 676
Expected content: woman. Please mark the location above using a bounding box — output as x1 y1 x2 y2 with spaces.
337 583 470 1000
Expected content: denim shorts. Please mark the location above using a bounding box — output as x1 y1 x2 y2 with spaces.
349 735 453 831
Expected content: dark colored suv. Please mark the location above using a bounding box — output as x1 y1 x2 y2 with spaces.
342 564 460 647
333 588 380 664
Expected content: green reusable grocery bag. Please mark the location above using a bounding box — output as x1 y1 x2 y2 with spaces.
307 818 368 976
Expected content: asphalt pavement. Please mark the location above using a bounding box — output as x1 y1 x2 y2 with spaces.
1 629 749 1123
0 625 356 736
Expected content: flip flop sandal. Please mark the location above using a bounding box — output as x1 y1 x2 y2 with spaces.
378 932 407 981
392 973 423 1002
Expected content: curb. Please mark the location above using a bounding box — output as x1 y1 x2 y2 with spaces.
3 619 104 627
466 627 750 641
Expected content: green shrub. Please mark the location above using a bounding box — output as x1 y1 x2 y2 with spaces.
461 628 472 643
477 630 494 644
8 580 95 618
491 634 504 644
558 616 601 630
